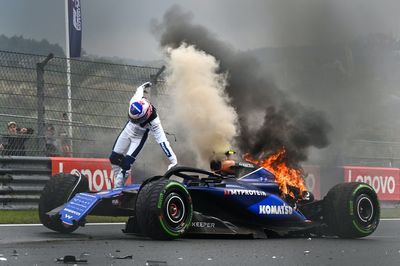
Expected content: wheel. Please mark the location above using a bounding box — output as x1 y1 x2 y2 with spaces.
324 182 380 238
38 173 89 233
136 179 193 240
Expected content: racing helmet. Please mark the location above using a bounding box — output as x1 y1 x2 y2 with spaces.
129 98 153 123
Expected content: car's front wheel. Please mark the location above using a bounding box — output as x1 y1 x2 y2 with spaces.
38 173 88 233
136 179 193 240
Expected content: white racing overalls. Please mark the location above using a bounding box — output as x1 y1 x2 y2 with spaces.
109 83 177 188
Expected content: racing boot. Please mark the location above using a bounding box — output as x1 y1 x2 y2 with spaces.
112 171 126 206
114 171 126 188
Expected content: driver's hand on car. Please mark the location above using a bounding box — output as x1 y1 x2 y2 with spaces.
167 163 177 170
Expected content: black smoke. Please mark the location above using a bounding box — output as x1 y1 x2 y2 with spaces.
152 5 332 163
250 104 331 166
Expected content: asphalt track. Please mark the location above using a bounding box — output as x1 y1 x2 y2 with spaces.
0 219 399 266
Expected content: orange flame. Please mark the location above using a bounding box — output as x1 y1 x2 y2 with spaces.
244 148 306 199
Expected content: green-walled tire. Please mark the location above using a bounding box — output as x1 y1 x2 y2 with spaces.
136 179 193 240
324 182 380 238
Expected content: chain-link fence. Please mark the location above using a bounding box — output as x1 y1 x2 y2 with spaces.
343 139 400 167
2 49 400 171
0 50 169 159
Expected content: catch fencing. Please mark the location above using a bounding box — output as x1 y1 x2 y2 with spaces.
2 50 400 168
0 50 170 158
344 139 400 168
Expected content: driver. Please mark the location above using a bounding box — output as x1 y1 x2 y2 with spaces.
109 82 178 188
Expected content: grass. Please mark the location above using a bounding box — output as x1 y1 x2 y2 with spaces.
380 208 400 218
0 210 128 224
0 208 399 224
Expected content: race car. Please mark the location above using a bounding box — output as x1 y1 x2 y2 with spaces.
38 160 380 240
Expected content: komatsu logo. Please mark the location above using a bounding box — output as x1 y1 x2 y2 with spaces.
224 189 266 196
259 205 293 215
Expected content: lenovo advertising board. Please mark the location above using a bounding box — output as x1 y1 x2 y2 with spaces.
344 166 400 201
51 157 131 192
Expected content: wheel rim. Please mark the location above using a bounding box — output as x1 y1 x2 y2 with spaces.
164 193 186 226
356 195 374 223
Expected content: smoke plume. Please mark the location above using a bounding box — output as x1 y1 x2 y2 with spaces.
153 4 332 164
165 43 238 166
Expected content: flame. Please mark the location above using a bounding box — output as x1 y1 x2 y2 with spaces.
244 148 306 199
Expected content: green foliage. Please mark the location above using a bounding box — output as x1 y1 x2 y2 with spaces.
0 210 128 224
0 34 65 56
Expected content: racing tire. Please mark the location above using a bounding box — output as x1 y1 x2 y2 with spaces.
324 182 380 238
131 180 156 236
136 179 193 240
38 173 89 233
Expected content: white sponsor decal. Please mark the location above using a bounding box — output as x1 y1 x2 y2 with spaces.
224 189 267 196
64 208 81 216
70 202 88 208
348 170 396 194
64 214 73 219
259 205 293 215
191 222 215 228
72 0 82 31
237 162 255 168
73 198 91 205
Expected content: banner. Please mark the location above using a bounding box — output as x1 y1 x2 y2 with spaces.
51 157 131 192
303 165 321 200
68 0 82 57
344 166 400 201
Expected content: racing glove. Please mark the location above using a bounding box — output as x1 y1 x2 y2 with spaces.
167 162 177 170
140 81 152 89
132 82 152 100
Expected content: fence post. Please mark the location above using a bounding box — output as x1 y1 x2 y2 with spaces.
36 53 54 156
150 65 166 107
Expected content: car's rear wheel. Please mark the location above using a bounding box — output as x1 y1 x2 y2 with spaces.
136 179 193 240
38 173 89 233
324 182 380 238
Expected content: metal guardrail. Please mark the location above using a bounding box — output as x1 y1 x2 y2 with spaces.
0 156 51 209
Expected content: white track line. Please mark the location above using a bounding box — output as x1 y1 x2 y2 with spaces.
0 223 125 227
0 219 399 227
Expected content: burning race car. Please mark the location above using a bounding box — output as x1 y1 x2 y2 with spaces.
38 151 380 240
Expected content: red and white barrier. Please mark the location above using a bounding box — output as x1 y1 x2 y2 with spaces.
51 157 131 192
48 157 400 201
303 165 321 200
344 166 400 201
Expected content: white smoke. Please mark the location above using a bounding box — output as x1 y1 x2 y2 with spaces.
166 43 238 167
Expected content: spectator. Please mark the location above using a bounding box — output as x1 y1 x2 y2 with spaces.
59 112 72 157
45 124 60 156
0 121 33 156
